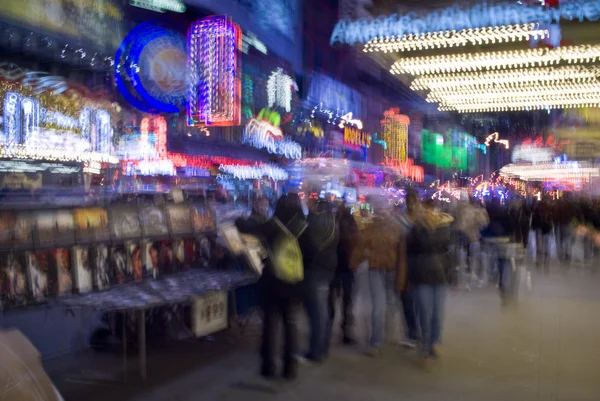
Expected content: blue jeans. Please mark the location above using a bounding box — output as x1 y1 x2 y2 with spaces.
369 269 400 348
304 270 333 361
414 284 446 356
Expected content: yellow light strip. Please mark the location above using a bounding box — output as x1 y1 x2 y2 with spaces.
390 45 600 75
366 24 548 53
411 66 600 91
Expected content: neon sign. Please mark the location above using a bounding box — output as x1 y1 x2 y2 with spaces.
115 24 187 114
243 118 302 159
343 126 371 148
330 0 600 45
219 164 289 181
188 16 242 126
485 132 510 149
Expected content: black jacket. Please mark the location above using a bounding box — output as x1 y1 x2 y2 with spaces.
406 212 454 286
306 209 339 274
235 214 316 295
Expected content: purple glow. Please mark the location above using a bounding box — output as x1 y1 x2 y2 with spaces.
188 16 241 127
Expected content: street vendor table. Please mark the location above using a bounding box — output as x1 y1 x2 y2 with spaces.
56 268 259 380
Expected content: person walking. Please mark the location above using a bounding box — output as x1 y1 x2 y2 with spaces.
405 190 454 368
235 193 315 380
351 203 403 357
303 198 339 363
455 195 489 287
328 203 359 346
392 203 419 348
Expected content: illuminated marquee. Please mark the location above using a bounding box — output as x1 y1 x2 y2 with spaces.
330 0 600 45
343 126 371 148
365 23 548 53
188 16 242 126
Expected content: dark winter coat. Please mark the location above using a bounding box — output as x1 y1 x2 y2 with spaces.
406 210 454 286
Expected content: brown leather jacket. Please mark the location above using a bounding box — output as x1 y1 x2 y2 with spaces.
351 217 401 271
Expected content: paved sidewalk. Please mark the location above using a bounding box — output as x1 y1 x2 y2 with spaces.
53 264 600 401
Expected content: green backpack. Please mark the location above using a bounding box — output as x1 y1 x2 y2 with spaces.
270 217 307 284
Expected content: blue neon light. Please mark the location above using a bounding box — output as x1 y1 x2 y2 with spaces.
115 23 186 114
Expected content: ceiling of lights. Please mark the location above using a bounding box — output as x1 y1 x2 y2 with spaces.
360 5 600 114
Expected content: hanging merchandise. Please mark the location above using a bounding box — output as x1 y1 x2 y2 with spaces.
188 16 242 126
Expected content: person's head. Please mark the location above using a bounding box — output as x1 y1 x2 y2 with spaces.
423 199 435 210
253 197 270 218
406 188 420 214
149 244 159 266
274 193 304 223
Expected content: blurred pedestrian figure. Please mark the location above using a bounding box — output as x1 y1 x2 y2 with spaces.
303 198 339 362
455 194 489 287
249 196 270 225
393 200 419 348
484 196 516 296
235 193 315 380
327 202 359 346
405 189 454 368
553 197 573 263
532 198 553 270
351 201 403 357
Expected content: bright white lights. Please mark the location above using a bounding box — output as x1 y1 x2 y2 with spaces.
0 144 118 164
267 68 297 113
365 24 548 53
338 112 363 130
330 0 600 45
3 92 21 145
390 45 600 76
500 161 599 182
411 66 600 91
219 164 289 181
512 145 554 164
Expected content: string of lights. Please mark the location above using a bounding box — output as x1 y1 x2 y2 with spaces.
365 23 548 53
381 108 410 163
390 45 600 75
267 68 297 113
440 96 600 112
188 16 242 126
0 144 118 164
410 66 600 91
427 82 600 103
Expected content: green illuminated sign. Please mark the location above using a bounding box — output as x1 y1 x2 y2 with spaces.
421 129 480 171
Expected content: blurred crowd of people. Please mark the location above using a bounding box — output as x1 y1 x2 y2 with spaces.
234 190 600 381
